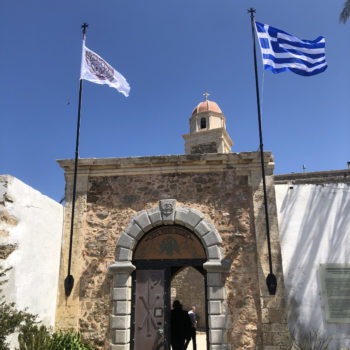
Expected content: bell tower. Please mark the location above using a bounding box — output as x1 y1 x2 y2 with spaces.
182 93 233 154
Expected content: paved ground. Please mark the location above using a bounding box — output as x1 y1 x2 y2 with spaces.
186 332 207 350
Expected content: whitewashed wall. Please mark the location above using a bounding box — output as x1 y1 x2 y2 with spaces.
275 183 350 350
0 175 63 337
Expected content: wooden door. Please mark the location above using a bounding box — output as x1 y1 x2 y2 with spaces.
134 270 167 350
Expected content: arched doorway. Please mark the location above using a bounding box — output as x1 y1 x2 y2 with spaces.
131 225 207 350
108 200 229 350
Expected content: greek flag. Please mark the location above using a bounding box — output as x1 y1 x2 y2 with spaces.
255 22 327 76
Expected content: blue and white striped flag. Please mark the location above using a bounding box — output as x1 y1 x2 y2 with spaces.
255 22 327 76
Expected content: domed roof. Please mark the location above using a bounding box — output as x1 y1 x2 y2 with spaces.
192 100 222 116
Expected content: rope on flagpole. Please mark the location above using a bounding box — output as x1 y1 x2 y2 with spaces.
260 69 265 120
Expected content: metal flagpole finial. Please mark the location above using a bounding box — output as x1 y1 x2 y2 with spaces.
203 91 210 101
248 8 256 15
248 8 256 20
81 22 89 35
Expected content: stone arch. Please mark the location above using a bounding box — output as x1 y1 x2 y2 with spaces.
108 199 230 350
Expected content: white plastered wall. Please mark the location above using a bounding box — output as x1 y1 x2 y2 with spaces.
0 175 63 334
275 183 350 349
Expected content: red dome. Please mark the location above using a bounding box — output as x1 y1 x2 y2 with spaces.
192 100 222 116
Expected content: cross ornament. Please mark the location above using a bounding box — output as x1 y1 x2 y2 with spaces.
137 276 162 336
81 22 89 34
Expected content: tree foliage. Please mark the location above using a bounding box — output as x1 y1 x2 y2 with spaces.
288 329 332 350
17 324 52 350
0 301 38 349
1 266 95 350
340 0 350 23
0 266 38 349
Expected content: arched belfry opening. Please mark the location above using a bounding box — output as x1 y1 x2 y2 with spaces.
108 199 229 350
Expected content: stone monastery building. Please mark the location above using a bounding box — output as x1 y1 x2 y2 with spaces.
1 98 350 350
55 98 288 350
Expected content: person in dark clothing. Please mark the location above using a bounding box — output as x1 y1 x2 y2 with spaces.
184 306 197 350
171 300 191 350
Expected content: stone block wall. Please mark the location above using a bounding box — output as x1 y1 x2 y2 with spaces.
85 170 258 349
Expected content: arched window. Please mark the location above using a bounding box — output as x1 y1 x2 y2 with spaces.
200 118 206 129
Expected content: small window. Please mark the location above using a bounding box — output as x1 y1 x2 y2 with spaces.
200 118 206 129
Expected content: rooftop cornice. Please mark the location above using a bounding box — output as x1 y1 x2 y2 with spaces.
274 169 350 185
57 152 274 176
189 110 225 121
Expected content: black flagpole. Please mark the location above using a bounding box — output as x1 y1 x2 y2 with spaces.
248 8 277 295
64 22 88 297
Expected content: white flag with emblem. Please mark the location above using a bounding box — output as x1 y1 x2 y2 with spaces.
80 42 130 97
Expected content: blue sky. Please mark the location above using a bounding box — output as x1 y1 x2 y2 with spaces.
1 0 349 202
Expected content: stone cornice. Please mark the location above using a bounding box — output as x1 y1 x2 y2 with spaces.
189 110 226 121
182 127 233 147
57 152 274 177
274 169 350 185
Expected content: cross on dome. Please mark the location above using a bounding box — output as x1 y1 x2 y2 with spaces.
203 91 210 101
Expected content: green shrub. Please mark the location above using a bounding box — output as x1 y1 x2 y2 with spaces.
0 300 38 350
17 324 51 350
1 267 95 350
0 266 39 350
17 327 96 350
49 329 95 350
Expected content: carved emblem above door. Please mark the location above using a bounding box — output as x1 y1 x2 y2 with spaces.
134 226 206 260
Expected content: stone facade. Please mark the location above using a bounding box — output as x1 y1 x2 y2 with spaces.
191 141 218 154
56 152 289 350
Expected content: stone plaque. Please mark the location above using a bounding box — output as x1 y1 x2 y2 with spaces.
191 142 217 154
320 264 350 323
134 226 206 260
